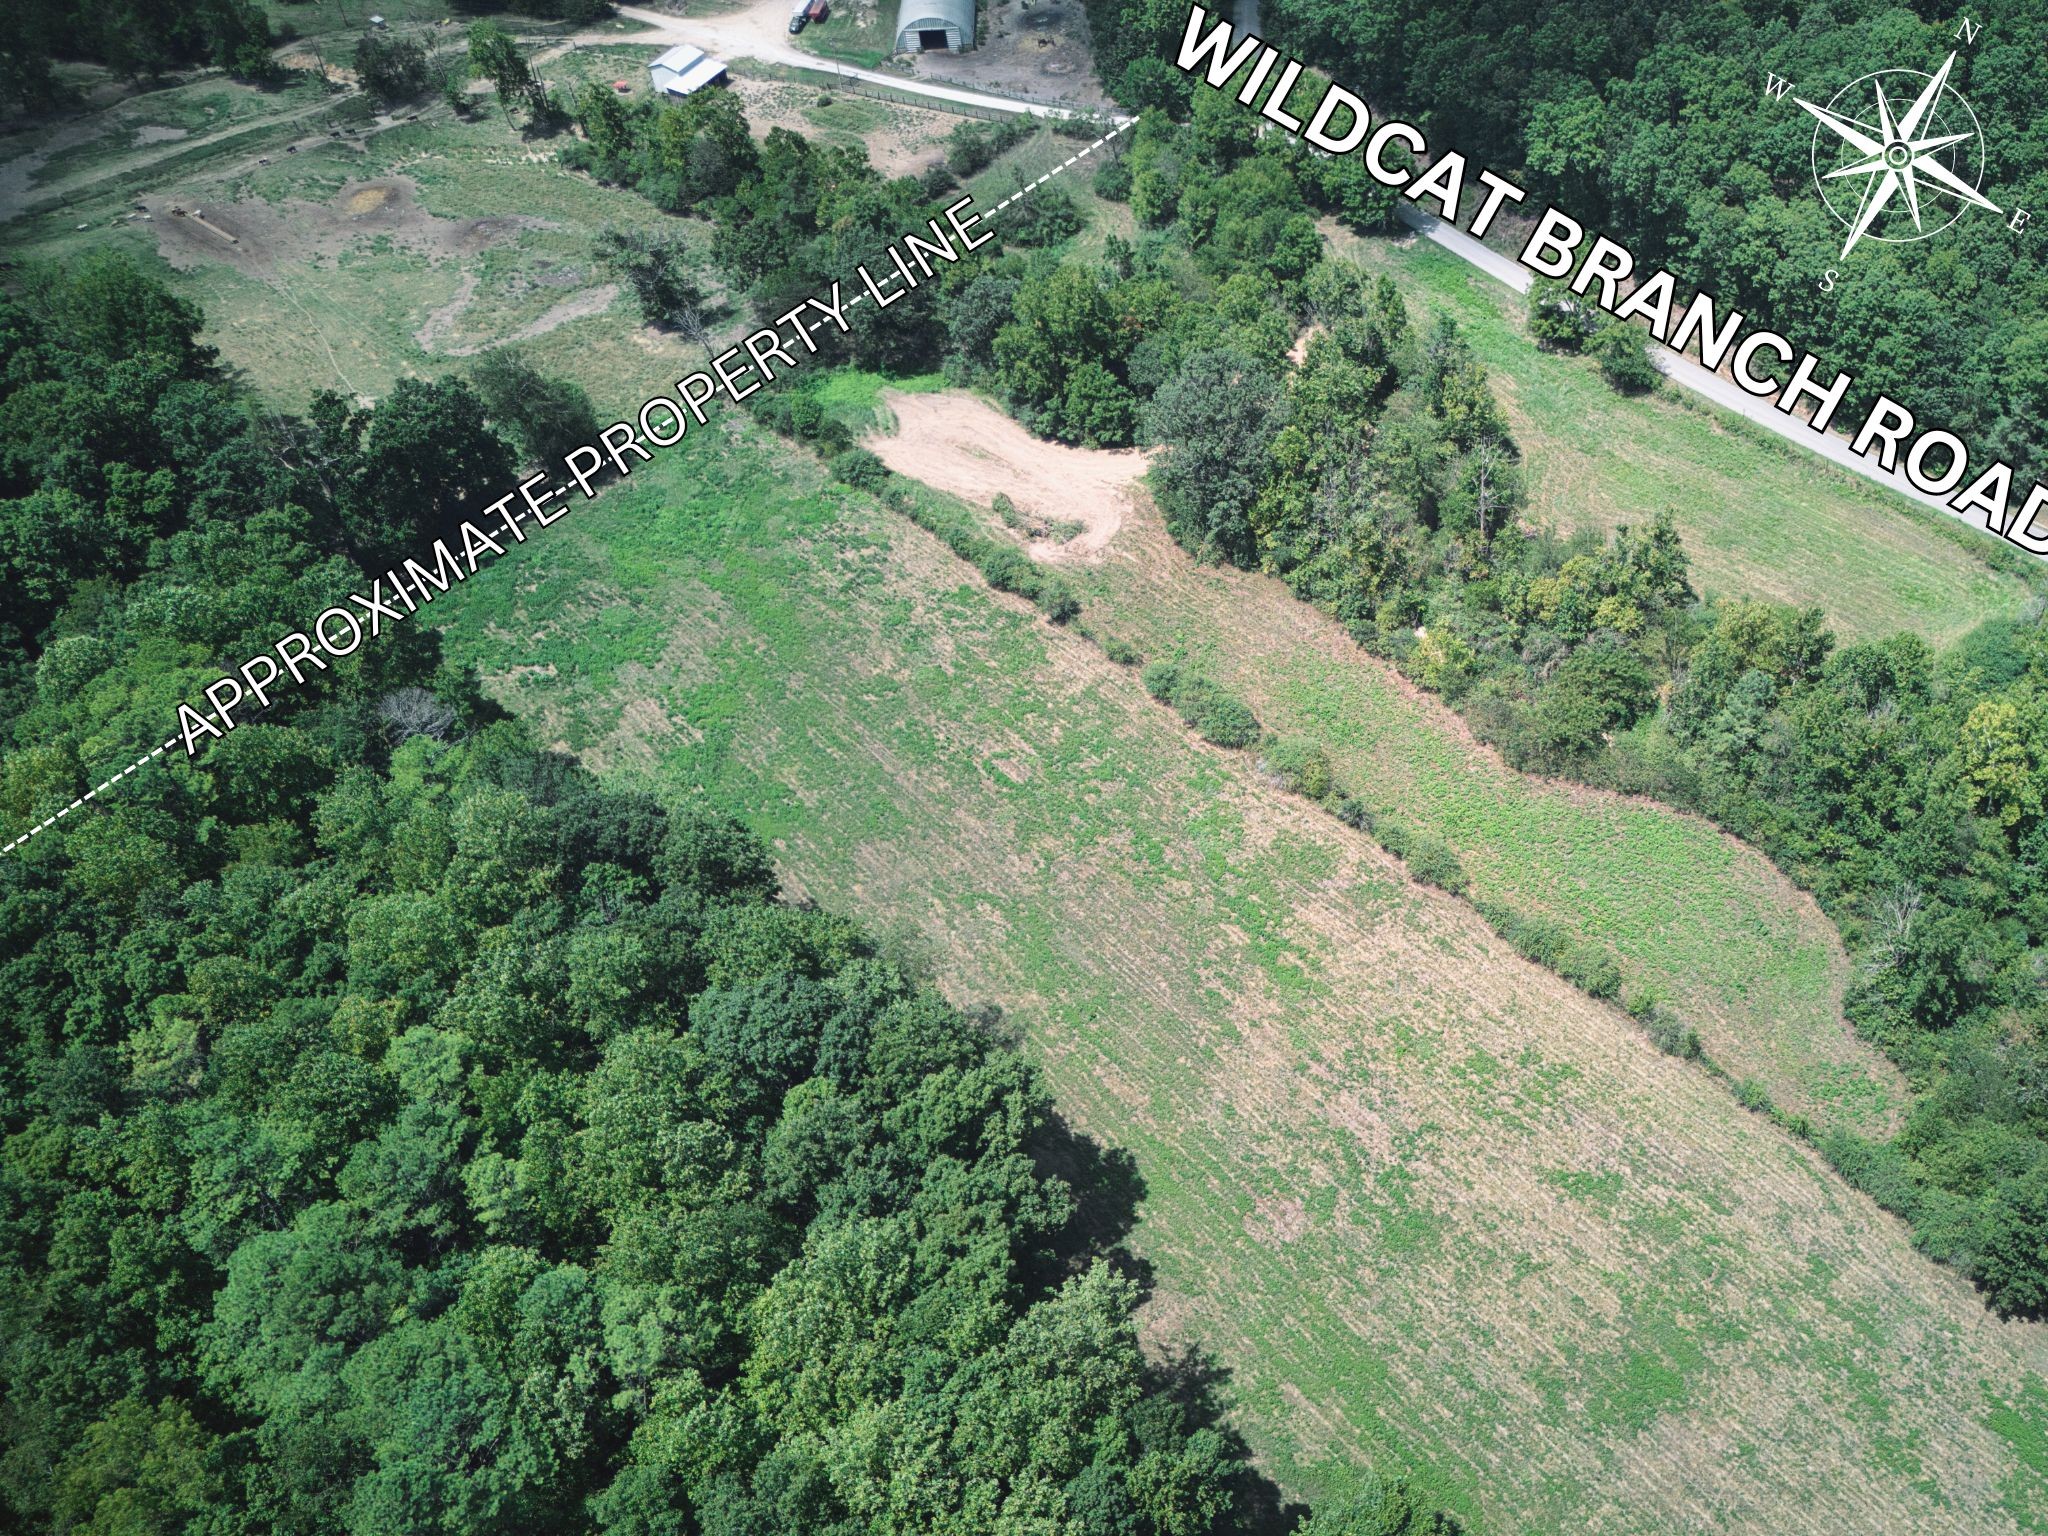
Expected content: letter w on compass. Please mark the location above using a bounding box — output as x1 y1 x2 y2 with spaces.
1797 52 2001 257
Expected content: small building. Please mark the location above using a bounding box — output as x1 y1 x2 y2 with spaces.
894 0 974 52
648 43 729 98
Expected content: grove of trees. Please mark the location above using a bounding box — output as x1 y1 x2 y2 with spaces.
4 0 277 105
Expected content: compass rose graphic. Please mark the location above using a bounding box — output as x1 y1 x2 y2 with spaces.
1796 52 2001 258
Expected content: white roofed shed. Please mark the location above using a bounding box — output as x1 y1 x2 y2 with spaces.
648 43 729 97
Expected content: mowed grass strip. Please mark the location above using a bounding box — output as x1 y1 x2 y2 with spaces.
1059 494 1902 1137
434 424 2048 1536
1328 230 2038 648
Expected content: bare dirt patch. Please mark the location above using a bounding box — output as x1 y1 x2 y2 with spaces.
144 176 553 277
1245 1194 1309 1247
917 0 1113 108
414 271 482 351
416 277 621 357
866 388 1149 560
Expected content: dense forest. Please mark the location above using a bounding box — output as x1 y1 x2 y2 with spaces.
0 229 1466 1529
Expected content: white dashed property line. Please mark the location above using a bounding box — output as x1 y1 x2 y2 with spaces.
1 738 180 857
0 116 1136 860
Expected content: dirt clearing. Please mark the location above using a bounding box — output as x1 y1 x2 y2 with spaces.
867 388 1149 559
918 0 1113 107
144 176 552 277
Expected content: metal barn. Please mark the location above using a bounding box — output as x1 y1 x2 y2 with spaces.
648 43 729 98
893 0 974 52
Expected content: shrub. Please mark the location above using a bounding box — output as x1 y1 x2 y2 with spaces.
1644 1009 1704 1060
1141 663 1261 748
1331 796 1373 832
1735 1078 1775 1114
991 492 1022 526
1006 188 1084 249
1101 636 1142 666
1260 736 1334 799
945 116 1034 177
1141 660 1182 703
976 543 1036 595
1593 318 1659 393
1170 675 1260 748
1526 276 1594 352
1557 941 1623 999
1036 577 1081 625
830 448 890 490
1481 903 1573 968
1402 832 1467 894
1093 156 1134 202
1190 693 1260 748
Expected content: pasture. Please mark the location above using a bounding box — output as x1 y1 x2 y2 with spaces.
866 391 1904 1139
432 419 2048 1535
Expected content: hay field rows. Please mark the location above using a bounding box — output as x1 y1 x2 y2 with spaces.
864 389 1906 1137
433 425 2048 1535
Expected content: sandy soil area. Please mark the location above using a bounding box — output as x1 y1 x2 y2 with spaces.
866 388 1150 559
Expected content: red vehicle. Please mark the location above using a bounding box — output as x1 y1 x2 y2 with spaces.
789 0 827 31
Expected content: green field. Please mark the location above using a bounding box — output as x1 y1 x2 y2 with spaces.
19 73 2048 1533
428 421 2048 1535
1044 486 1901 1135
1330 231 2040 648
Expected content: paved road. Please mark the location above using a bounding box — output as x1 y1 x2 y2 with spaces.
594 2 1113 121
1394 203 1959 518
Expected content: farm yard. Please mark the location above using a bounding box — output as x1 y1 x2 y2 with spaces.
7 12 2048 1532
